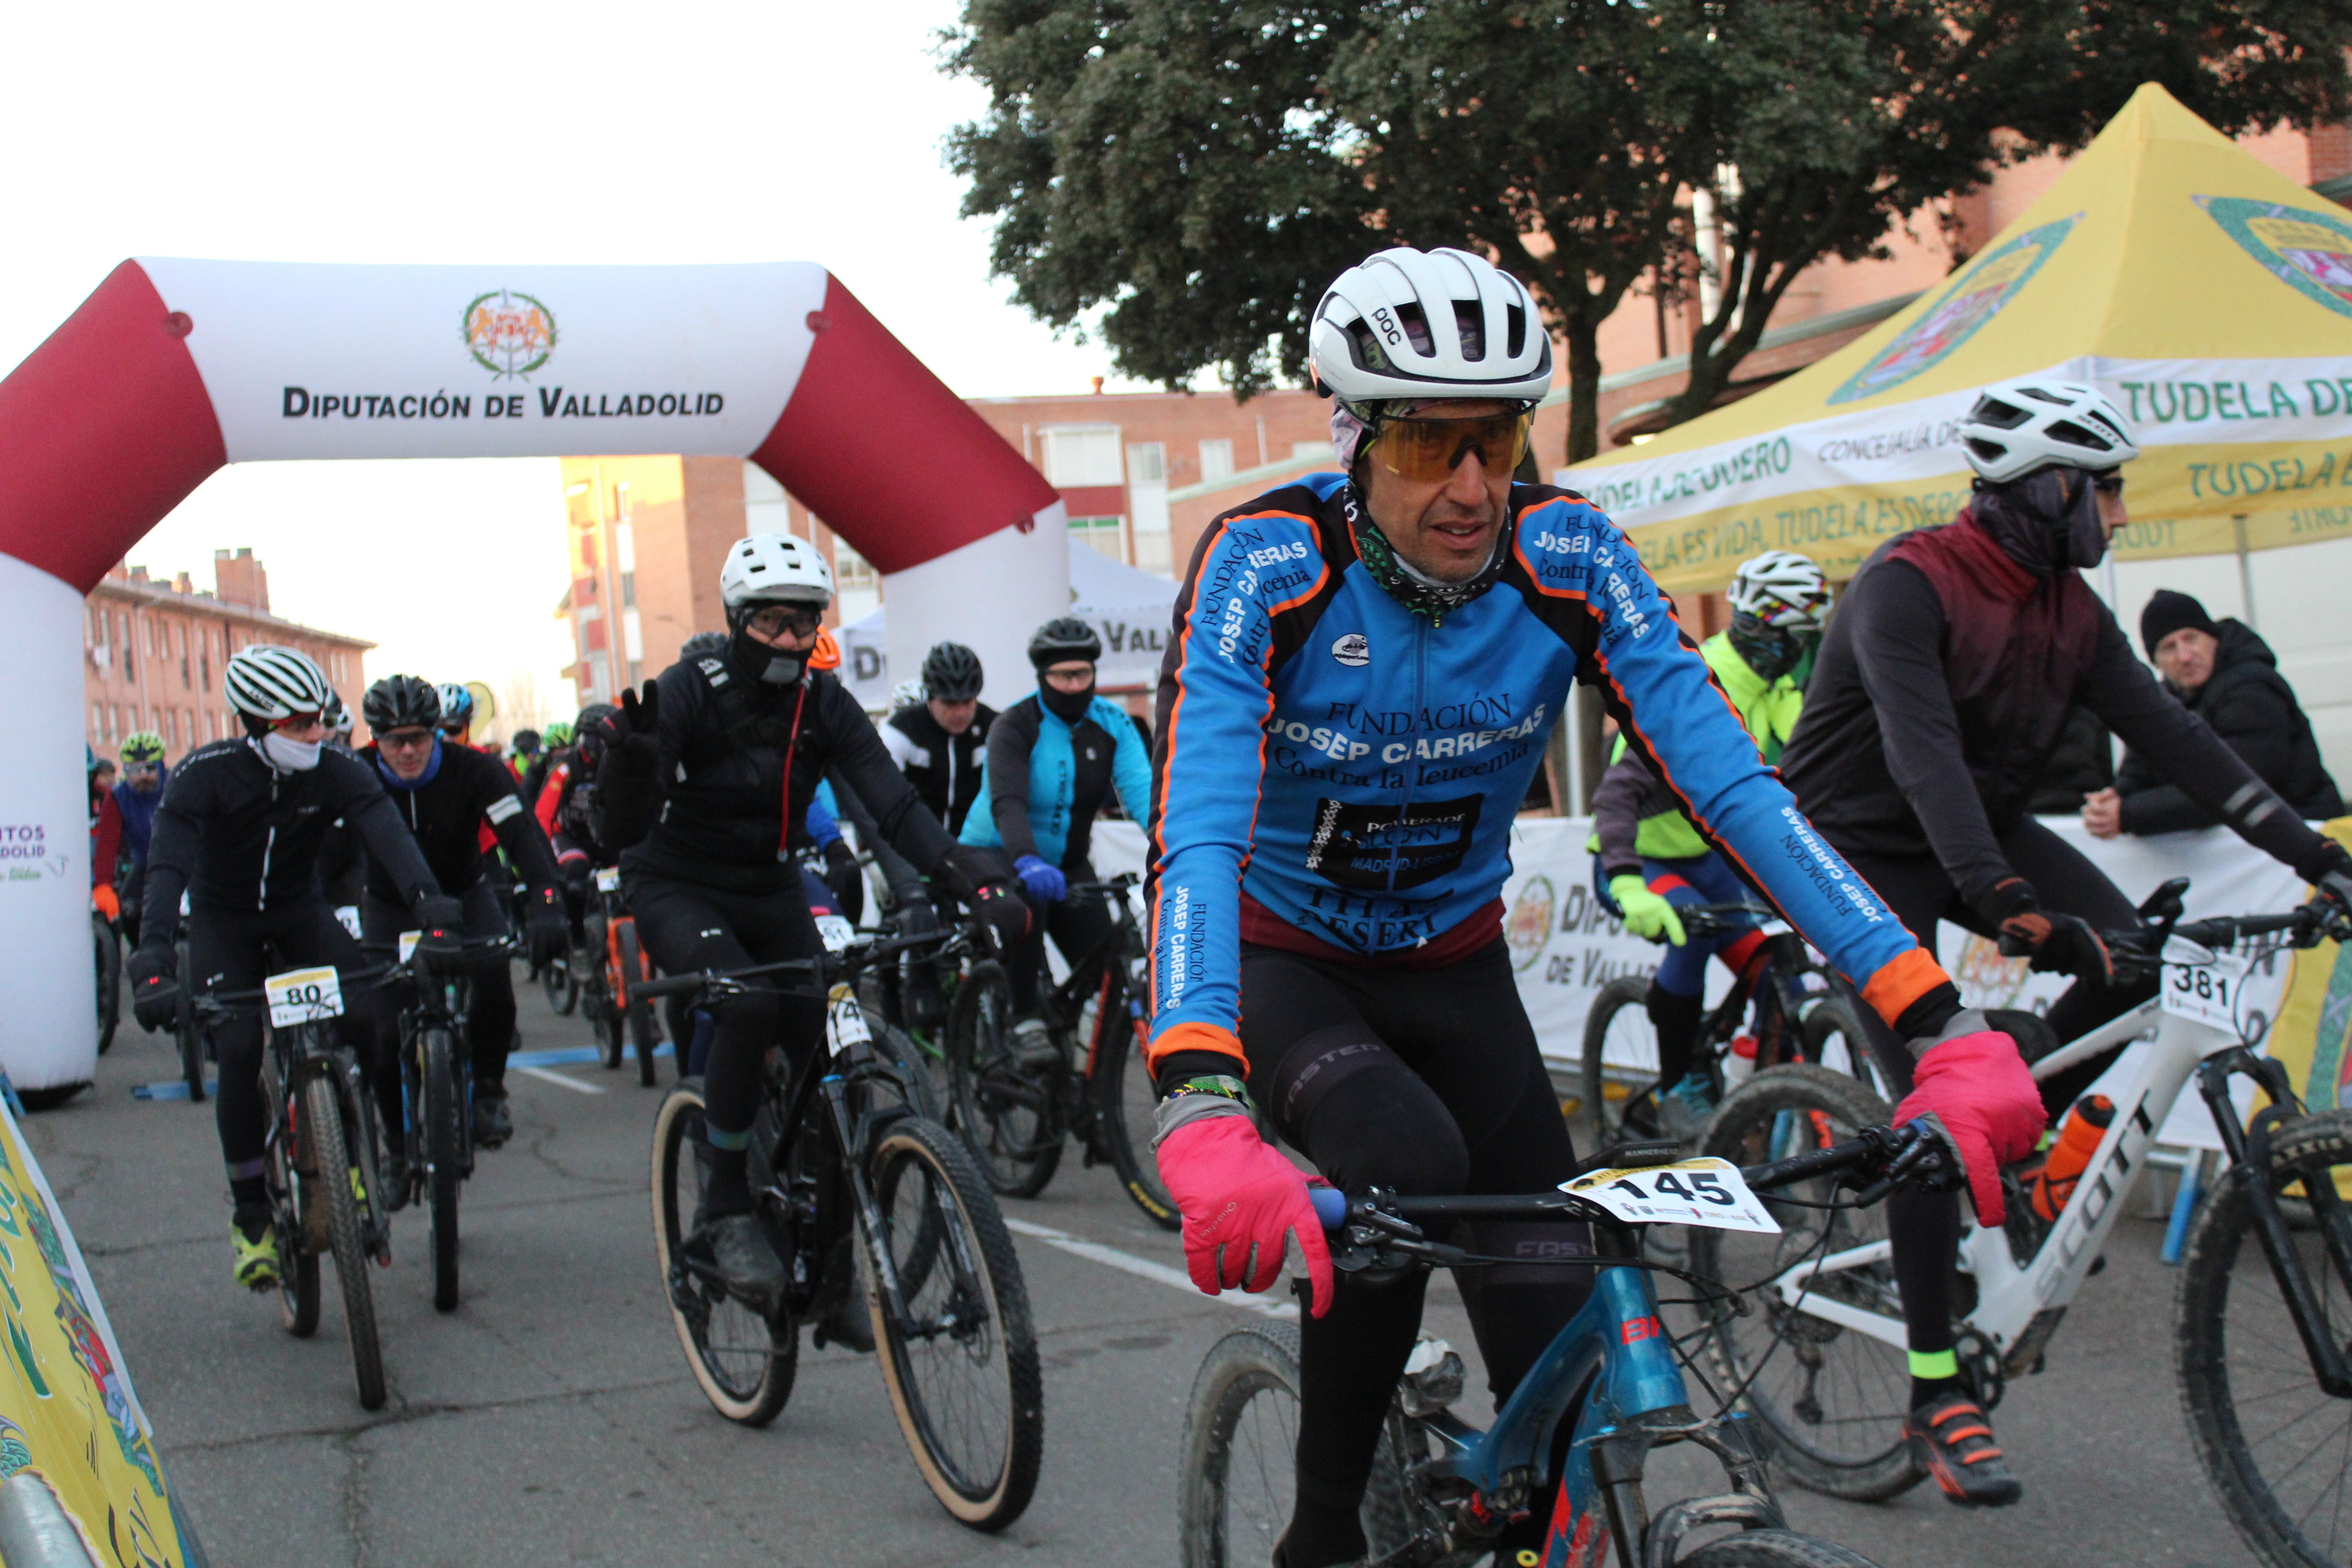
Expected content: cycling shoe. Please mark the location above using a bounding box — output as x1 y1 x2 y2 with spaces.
1905 1391 2024 1507
472 1088 513 1149
1008 1016 1060 1073
381 1143 412 1214
230 1211 280 1292
699 1214 788 1311
1657 1072 1717 1140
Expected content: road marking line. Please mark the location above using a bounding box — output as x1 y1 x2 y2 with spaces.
515 1066 604 1095
1000 1216 1298 1320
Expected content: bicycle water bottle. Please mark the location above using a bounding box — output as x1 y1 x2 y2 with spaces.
1721 1034 1759 1092
2030 1093 2114 1221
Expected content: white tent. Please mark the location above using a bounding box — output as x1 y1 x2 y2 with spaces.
839 542 1178 709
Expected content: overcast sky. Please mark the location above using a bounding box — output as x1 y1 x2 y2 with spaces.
6 0 1144 723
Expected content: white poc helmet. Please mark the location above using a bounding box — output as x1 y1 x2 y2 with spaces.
224 645 334 724
1727 551 1832 630
720 532 833 613
1957 379 2139 485
1309 247 1553 407
890 678 928 713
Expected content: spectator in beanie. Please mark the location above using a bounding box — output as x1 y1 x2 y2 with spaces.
2084 589 2343 838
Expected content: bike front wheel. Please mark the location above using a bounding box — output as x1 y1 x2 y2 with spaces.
541 951 579 1016
1692 1064 1918 1501
1177 1320 1414 1568
304 1071 387 1410
945 959 1063 1197
92 916 120 1055
1581 974 1662 1145
420 1026 463 1313
864 1116 1042 1530
650 1078 795 1426
1093 977 1177 1230
2179 1108 2352 1568
263 1068 321 1338
1681 1532 1885 1567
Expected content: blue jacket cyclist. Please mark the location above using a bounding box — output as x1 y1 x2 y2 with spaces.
960 616 1153 1054
1144 245 2031 1568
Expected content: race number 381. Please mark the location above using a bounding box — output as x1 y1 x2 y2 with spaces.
2163 952 2250 1033
265 965 345 1028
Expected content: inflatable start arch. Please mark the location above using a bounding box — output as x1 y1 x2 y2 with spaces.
0 259 1068 1088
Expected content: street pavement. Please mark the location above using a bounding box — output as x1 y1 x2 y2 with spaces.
29 990 2262 1568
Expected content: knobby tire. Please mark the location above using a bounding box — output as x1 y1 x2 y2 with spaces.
304 1069 387 1410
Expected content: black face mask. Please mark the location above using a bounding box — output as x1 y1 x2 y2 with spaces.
1973 466 2106 576
1039 679 1095 723
730 624 808 686
1727 615 1809 682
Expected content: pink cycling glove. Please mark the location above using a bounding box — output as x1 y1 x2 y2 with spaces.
1895 1023 2047 1228
1156 1115 1333 1318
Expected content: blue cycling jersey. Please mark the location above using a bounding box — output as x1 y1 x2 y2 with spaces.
1147 474 1946 1070
960 692 1153 868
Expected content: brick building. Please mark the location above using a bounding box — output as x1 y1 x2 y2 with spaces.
85 549 373 760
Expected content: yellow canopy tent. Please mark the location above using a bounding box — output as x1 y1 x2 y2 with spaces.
1561 83 2352 595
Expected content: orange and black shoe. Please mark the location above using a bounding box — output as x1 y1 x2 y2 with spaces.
1904 1392 2023 1507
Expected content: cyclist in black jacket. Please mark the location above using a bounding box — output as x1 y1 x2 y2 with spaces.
359 676 568 1165
883 641 994 836
594 533 1029 1307
125 647 464 1292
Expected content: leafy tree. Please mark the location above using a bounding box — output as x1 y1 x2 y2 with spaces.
947 0 2352 464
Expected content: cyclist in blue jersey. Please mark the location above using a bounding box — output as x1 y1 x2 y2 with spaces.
1591 550 1831 1137
1146 246 2043 1568
113 730 169 948
961 617 1154 1059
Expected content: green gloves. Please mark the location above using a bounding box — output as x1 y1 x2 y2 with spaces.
1609 874 1686 946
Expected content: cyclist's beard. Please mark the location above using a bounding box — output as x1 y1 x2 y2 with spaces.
1973 467 2105 575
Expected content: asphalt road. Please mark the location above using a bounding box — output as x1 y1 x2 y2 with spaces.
28 990 2263 1568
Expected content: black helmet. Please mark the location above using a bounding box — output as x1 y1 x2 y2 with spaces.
1028 617 1102 670
922 642 985 701
679 630 729 662
363 675 441 735
511 729 541 756
576 703 622 745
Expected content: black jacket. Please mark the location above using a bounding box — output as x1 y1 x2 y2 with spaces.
1779 515 2331 914
2117 620 2343 833
885 701 994 837
601 655 956 895
2025 708 2116 815
142 739 443 932
358 739 560 906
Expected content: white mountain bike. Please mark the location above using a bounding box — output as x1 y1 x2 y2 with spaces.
1689 876 2352 1568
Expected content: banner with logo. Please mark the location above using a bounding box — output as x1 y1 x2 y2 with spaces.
0 1095 189 1564
1560 85 2352 595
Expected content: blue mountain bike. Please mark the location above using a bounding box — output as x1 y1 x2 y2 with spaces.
1178 1125 1950 1568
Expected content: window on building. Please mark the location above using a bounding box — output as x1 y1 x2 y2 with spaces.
1126 443 1166 484
90 702 101 736
833 541 878 592
1040 426 1124 487
1200 439 1235 483
1069 516 1128 563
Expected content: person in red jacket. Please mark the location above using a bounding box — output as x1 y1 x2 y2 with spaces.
88 748 122 925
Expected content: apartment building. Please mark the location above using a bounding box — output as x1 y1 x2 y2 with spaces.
85 549 373 759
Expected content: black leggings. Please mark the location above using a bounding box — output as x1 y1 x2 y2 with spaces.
1844 817 2156 1359
362 882 517 1139
184 901 369 1183
1007 867 1114 1015
625 869 826 1140
1238 940 1590 1562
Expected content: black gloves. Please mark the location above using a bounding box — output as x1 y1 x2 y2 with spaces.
526 887 568 968
932 844 1033 950
415 895 466 961
821 839 866 925
1983 875 2114 985
127 942 178 1033
613 682 660 761
594 682 663 853
2304 840 2352 938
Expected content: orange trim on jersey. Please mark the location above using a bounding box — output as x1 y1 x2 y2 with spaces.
1861 946 1951 1027
1145 1021 1247 1073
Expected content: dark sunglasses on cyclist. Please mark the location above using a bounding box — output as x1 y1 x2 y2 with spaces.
2092 472 2125 496
380 728 436 752
1368 412 1530 483
745 603 825 640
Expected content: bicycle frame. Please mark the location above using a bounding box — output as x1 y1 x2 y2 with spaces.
1379 1221 1781 1568
1764 935 2339 1388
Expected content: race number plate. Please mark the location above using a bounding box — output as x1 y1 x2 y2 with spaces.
814 916 857 953
265 966 344 1028
827 982 872 1047
2162 950 2252 1033
594 867 621 893
1560 1156 1781 1234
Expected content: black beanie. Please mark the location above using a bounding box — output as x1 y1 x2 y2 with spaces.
2141 589 2220 657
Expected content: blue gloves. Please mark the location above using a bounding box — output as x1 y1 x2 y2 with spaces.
1014 855 1067 904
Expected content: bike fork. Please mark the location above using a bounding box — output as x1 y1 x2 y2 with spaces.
2199 1050 2352 1397
820 1077 920 1333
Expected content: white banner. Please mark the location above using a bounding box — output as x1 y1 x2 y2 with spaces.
137 258 828 461
1559 354 2352 530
